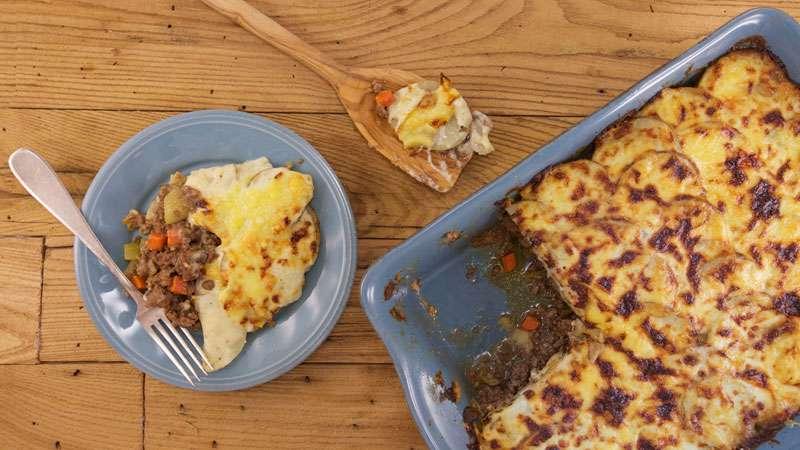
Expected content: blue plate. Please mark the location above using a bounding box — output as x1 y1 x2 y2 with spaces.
76 110 356 391
361 8 800 449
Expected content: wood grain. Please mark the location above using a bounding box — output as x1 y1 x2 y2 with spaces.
196 0 469 194
0 363 143 450
0 109 578 240
144 363 427 449
40 246 118 362
0 238 43 364
8 1 798 115
199 0 476 194
5 2 800 449
40 243 397 363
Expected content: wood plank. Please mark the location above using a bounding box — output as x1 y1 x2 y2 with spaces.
0 109 578 239
144 363 426 450
8 1 794 115
45 235 76 249
0 110 574 175
40 246 117 362
40 241 398 363
0 363 143 449
3 195 420 240
0 238 43 364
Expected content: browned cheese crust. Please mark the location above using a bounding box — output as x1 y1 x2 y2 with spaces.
481 49 800 449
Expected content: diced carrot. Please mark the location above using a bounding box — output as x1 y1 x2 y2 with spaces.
501 252 517 272
166 227 182 248
131 275 146 290
375 90 395 107
169 276 188 295
147 233 166 251
519 314 540 332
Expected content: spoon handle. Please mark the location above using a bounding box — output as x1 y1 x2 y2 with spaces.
8 148 145 307
201 0 350 85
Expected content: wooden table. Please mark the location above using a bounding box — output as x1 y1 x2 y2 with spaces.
2 1 798 448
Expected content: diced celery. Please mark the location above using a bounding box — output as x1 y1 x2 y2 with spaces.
124 260 138 277
163 188 190 224
123 241 141 261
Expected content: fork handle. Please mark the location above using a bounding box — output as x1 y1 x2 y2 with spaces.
8 148 145 307
200 0 350 85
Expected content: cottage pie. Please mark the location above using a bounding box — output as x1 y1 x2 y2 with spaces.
123 158 319 370
475 49 800 449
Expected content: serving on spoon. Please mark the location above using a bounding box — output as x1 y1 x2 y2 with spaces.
201 0 494 192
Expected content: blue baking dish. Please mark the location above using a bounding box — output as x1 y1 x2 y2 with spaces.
361 8 800 450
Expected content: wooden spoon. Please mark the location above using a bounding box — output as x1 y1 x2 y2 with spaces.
201 0 474 192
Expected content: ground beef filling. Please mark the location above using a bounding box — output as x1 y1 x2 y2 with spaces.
465 303 574 420
123 180 220 328
463 215 577 423
371 80 389 118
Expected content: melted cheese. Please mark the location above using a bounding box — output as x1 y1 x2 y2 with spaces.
388 77 475 151
488 50 800 449
396 81 460 149
388 83 428 132
186 158 319 333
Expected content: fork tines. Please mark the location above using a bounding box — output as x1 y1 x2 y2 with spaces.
145 318 212 385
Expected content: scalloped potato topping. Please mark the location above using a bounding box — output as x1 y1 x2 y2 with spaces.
378 75 495 155
480 50 800 449
185 158 319 370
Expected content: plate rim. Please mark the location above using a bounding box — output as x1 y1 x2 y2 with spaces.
74 109 357 391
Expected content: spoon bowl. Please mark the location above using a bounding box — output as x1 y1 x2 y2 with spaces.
202 0 473 192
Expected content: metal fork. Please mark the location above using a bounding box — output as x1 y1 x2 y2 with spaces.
9 148 212 386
